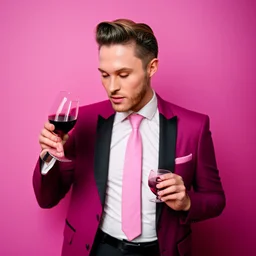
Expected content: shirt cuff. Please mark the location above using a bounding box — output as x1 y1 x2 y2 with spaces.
41 158 57 175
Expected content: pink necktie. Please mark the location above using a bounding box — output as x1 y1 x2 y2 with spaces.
122 114 144 241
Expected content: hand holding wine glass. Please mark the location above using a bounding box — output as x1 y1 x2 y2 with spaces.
39 91 79 162
148 169 191 210
148 169 171 203
39 121 69 162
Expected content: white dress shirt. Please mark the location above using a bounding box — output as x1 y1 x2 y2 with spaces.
101 92 159 242
41 91 159 242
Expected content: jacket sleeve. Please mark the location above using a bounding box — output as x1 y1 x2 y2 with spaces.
181 115 226 224
32 132 76 209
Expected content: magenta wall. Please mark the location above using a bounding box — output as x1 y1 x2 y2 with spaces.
1 0 255 255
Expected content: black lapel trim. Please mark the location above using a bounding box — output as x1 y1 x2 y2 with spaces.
94 114 115 206
156 114 177 226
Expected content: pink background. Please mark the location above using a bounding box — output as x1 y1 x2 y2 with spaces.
1 0 255 255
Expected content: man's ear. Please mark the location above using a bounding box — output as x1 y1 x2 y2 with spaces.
147 58 159 78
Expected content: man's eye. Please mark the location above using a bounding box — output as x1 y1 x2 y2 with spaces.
102 73 109 78
119 74 129 78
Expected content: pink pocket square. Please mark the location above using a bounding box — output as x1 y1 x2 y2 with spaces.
175 153 192 164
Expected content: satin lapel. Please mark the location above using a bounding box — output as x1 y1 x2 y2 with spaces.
94 114 115 206
155 114 177 226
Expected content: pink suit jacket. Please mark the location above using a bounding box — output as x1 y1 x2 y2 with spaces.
33 94 225 256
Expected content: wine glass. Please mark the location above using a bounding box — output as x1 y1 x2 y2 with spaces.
47 91 79 162
148 169 171 203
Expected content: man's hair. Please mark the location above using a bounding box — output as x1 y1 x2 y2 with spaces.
95 19 158 68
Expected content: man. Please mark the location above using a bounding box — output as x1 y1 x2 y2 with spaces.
33 19 225 256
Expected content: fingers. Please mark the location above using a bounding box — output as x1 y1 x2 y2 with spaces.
158 184 185 196
40 127 59 142
160 190 188 203
40 137 58 150
44 121 55 132
155 173 191 210
157 173 183 189
39 122 61 150
158 185 186 200
156 173 186 200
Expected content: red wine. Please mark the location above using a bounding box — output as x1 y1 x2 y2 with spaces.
148 177 158 195
49 114 76 135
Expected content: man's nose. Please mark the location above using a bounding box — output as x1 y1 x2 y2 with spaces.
109 77 121 93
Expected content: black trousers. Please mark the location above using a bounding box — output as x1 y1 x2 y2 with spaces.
90 230 160 256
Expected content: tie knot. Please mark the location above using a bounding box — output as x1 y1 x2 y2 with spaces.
128 114 144 129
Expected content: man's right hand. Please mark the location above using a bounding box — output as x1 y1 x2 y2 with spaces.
39 122 69 162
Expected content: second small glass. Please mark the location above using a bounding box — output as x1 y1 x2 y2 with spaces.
148 169 171 203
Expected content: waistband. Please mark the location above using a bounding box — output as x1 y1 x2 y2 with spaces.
97 230 159 255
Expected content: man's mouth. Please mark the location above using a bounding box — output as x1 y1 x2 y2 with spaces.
111 96 124 104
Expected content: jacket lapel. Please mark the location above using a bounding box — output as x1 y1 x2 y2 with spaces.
156 94 177 226
94 102 115 206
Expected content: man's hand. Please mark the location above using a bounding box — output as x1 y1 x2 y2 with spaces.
39 122 69 161
156 173 191 211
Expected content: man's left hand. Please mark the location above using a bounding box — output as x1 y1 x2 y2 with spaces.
156 173 191 211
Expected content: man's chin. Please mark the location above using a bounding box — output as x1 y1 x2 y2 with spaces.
111 102 129 112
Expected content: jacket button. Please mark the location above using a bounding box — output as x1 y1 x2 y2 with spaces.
96 214 100 222
85 244 90 250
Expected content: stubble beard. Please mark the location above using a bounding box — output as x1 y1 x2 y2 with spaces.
112 76 150 113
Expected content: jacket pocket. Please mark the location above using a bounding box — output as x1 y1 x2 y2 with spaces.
177 232 192 256
175 154 193 165
174 158 194 189
63 219 76 245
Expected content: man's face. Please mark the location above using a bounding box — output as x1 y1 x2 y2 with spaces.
98 43 155 112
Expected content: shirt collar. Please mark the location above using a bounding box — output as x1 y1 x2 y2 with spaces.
114 90 158 124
